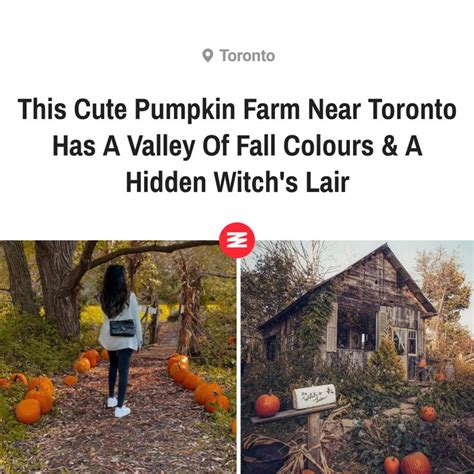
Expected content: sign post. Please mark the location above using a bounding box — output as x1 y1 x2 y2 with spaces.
251 384 337 472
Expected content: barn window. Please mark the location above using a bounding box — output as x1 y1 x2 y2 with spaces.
393 328 407 355
337 308 376 351
408 330 417 355
265 336 277 361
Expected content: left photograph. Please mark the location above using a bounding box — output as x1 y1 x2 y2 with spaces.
0 241 237 472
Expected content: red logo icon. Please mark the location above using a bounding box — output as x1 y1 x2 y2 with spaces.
219 222 255 259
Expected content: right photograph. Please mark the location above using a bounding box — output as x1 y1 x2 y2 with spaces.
240 241 474 474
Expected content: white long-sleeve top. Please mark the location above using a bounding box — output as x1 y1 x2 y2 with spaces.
99 292 143 351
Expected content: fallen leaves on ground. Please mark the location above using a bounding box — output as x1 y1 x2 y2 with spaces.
27 352 236 473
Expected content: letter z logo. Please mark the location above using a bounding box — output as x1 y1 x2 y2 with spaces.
219 223 255 258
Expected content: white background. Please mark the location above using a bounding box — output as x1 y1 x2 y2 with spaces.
1 1 473 240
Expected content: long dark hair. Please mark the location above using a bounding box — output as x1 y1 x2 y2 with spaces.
100 265 130 318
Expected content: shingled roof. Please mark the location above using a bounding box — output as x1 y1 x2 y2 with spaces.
258 243 437 330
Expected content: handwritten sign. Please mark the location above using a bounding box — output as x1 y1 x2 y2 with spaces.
292 384 336 410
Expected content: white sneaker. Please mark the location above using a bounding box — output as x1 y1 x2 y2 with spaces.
115 406 131 418
107 397 118 408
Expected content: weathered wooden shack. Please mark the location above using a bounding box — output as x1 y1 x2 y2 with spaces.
259 244 436 379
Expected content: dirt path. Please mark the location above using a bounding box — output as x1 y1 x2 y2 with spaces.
30 345 235 473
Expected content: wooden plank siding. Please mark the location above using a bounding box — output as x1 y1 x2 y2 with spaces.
261 246 431 374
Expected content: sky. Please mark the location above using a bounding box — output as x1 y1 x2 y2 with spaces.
252 240 474 332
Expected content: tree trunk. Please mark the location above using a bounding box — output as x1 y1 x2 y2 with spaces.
177 255 202 354
35 241 81 338
1 241 38 314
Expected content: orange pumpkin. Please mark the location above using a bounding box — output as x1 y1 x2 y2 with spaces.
434 372 445 382
255 392 280 418
27 377 54 397
169 363 188 384
82 350 99 368
230 419 237 436
400 452 431 474
0 378 11 390
64 375 78 386
16 399 42 424
101 349 110 361
25 388 53 414
182 372 204 391
74 358 91 374
205 392 231 413
227 336 237 345
194 383 210 405
167 354 189 373
384 456 401 474
11 373 28 386
420 406 437 423
194 382 223 405
301 471 316 474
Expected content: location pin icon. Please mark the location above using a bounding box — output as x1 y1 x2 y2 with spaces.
202 48 213 62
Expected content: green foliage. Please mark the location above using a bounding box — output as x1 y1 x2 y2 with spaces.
198 310 236 369
417 374 474 417
241 242 318 340
79 305 103 348
0 385 41 472
195 365 236 440
317 355 419 417
346 415 473 474
288 284 336 379
368 336 405 383
0 308 81 376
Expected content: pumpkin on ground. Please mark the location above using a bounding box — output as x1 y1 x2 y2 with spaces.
74 358 91 374
227 336 236 345
25 388 53 414
301 471 316 474
11 373 28 386
194 383 210 405
82 350 99 368
169 363 189 384
230 419 237 436
101 349 110 361
64 375 78 386
400 451 431 474
27 376 54 397
384 456 401 474
90 349 100 361
255 392 280 418
420 406 437 423
182 372 203 391
434 372 445 382
0 378 11 390
167 354 189 373
205 393 231 413
16 399 42 424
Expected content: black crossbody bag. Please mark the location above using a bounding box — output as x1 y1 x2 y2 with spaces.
110 319 136 337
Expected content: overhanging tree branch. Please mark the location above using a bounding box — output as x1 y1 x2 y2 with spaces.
62 240 218 293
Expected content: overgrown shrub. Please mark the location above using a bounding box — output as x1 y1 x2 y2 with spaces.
345 415 474 473
369 336 405 383
0 308 81 376
0 384 39 472
417 374 474 417
316 355 418 417
198 310 236 369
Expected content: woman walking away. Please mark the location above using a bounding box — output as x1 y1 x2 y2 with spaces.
99 265 143 418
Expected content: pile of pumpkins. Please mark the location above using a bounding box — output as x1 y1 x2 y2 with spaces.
383 405 437 473
167 353 236 436
0 373 55 425
0 347 110 425
70 348 109 377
